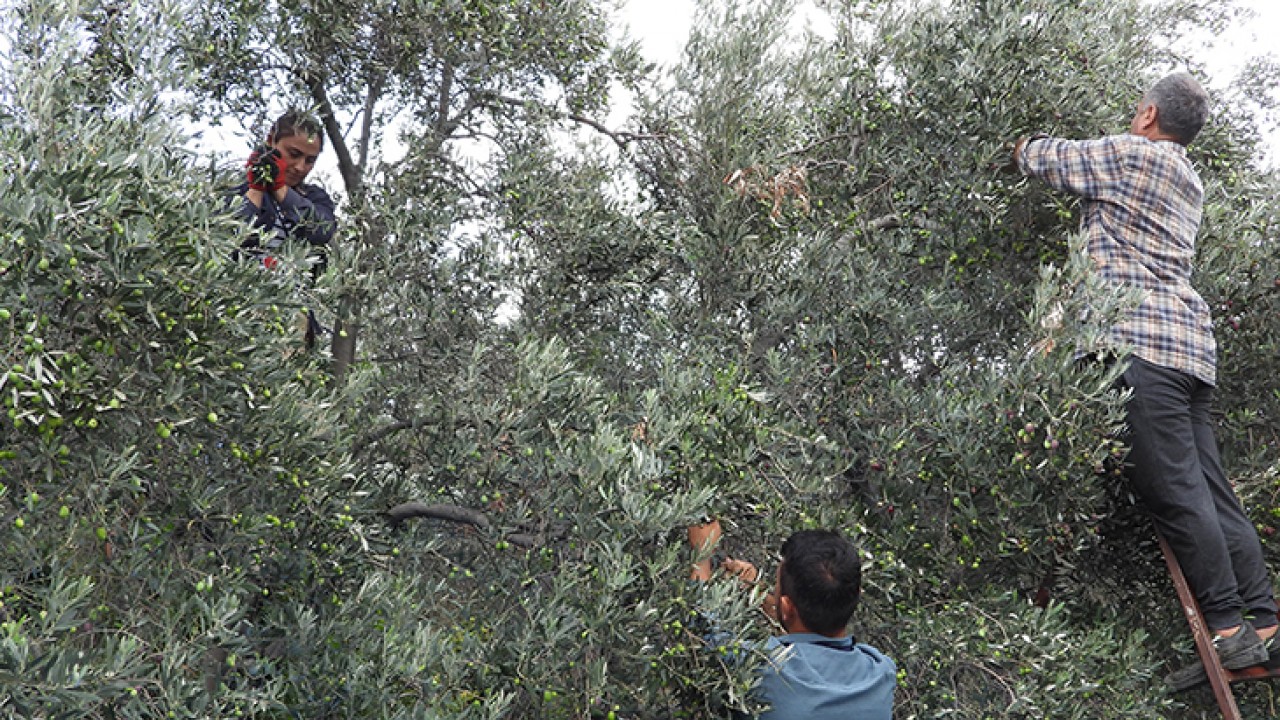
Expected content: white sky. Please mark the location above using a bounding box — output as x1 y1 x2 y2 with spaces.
195 0 1280 189
617 0 1280 75
612 0 1280 158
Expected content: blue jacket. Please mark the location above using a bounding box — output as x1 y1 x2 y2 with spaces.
753 633 896 720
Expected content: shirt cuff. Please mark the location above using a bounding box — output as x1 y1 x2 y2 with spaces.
1016 133 1050 174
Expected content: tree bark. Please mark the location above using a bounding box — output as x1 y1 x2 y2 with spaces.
330 296 359 384
304 73 362 197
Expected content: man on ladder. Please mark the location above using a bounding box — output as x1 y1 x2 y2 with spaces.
1015 72 1278 691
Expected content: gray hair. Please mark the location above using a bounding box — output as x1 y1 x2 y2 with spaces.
1144 72 1209 145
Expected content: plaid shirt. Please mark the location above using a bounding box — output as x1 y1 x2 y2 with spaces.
1018 134 1216 385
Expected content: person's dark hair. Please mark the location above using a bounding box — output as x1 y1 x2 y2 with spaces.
268 110 324 149
1145 72 1209 146
778 530 862 635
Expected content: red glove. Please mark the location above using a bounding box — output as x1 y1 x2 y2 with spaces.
246 147 287 192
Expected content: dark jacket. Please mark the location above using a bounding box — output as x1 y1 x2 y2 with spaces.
233 181 337 251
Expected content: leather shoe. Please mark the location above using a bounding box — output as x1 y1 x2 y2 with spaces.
1165 622 1269 692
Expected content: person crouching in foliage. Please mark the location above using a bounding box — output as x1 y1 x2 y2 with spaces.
233 110 336 346
1015 72 1279 691
688 519 896 719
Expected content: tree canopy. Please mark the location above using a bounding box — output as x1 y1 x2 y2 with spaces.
3 0 1279 717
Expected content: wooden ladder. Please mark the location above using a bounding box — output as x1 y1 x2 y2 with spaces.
1157 530 1280 719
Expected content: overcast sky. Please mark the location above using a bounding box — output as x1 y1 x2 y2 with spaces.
612 0 1280 158
617 0 1280 74
201 0 1280 187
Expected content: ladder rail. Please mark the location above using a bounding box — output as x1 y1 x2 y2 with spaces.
1155 529 1242 719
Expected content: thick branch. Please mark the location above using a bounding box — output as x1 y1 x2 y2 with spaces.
566 113 670 148
386 501 490 529
418 76 485 160
384 503 544 549
303 72 361 196
781 132 861 160
357 73 385 173
866 213 902 231
438 92 485 143
435 60 454 138
353 418 418 455
508 533 539 548
486 93 669 148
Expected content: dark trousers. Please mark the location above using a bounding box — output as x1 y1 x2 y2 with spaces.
1122 357 1277 631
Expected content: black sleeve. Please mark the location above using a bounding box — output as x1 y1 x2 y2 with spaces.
277 184 337 247
228 182 274 249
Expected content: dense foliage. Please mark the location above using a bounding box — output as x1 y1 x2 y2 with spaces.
3 0 1279 717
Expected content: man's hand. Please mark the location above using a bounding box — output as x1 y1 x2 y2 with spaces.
1008 134 1049 173
1013 136 1028 163
720 558 759 584
722 557 781 624
686 523 782 624
247 147 287 192
688 519 722 581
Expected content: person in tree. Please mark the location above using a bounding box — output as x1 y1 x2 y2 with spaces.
1014 71 1278 690
688 519 896 719
234 110 336 345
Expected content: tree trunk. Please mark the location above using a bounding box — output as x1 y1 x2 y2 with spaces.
330 295 359 384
